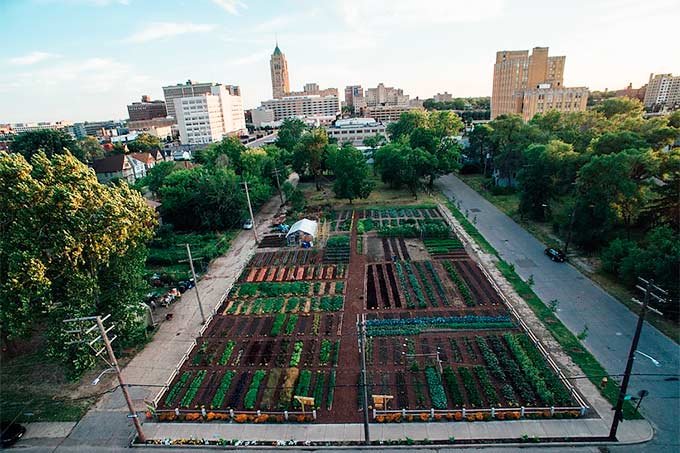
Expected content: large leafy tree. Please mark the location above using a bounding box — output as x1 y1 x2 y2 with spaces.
127 133 162 154
10 129 85 162
276 118 307 153
0 151 155 376
488 114 542 184
517 140 579 220
327 144 374 203
78 136 104 162
468 123 493 172
292 128 329 190
386 110 429 141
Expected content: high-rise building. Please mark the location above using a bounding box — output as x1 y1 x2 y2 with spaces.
344 85 366 112
270 43 290 99
127 95 167 121
289 83 338 97
261 95 340 122
163 80 241 121
365 83 410 107
644 73 680 110
491 46 586 120
174 84 246 145
434 92 453 102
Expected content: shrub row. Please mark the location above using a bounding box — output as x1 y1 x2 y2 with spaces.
442 261 475 306
210 370 235 408
244 370 266 409
425 366 448 409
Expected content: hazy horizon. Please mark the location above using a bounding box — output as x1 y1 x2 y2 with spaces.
1 0 678 123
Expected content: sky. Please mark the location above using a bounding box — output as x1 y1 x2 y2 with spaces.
1 0 678 122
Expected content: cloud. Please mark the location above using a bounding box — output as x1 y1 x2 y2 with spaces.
336 0 504 28
252 9 320 33
6 57 151 95
123 22 216 43
211 0 246 15
226 50 271 66
8 51 60 66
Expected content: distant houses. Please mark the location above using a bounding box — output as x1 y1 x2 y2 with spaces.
91 150 165 184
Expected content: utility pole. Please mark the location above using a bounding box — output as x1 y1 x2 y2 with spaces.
63 315 146 443
357 314 370 445
272 168 284 206
185 243 206 324
563 207 577 255
242 180 259 243
609 277 666 441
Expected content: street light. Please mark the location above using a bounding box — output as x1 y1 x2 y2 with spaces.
92 367 116 385
635 350 661 367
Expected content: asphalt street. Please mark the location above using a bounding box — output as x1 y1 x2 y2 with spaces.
437 174 679 452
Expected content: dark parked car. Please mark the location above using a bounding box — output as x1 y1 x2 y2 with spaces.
545 247 566 262
1 422 26 448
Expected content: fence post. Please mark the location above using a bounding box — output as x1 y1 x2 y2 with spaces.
257 410 261 417
550 406 555 416
373 409 376 419
430 408 435 419
284 410 289 421
402 408 406 418
491 407 495 419
520 407 525 418
174 408 180 416
229 409 234 419
580 406 586 416
462 408 466 418
201 406 206 418
312 410 317 420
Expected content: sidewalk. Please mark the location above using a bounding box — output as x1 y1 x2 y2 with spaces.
140 418 652 445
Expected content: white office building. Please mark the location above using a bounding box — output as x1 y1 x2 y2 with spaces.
325 118 387 146
174 85 246 145
261 95 340 122
250 107 275 128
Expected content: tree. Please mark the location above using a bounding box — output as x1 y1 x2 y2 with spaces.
142 160 177 196
79 136 104 162
386 110 429 141
327 144 374 203
127 133 162 154
573 148 659 246
517 140 579 220
10 129 84 162
276 118 306 153
427 110 464 138
594 97 644 119
468 123 493 174
488 114 542 185
292 128 329 190
196 136 246 169
0 151 155 375
591 131 649 155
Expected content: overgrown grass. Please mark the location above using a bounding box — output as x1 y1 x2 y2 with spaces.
0 353 94 422
146 229 237 282
444 197 641 419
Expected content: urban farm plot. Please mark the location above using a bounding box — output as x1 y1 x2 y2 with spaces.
154 205 589 425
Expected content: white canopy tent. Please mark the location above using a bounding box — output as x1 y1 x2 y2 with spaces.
286 218 318 239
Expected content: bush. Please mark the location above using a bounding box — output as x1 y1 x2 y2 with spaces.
425 366 448 409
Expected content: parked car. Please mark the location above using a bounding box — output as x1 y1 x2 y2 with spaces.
242 219 253 230
1 422 26 448
545 247 566 262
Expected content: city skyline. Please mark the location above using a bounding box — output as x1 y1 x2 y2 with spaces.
1 0 678 122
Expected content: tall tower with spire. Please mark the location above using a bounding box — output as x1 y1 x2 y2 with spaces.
270 42 290 99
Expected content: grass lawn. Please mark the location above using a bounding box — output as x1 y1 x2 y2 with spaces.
456 173 679 344
0 352 96 423
442 197 641 419
301 176 439 210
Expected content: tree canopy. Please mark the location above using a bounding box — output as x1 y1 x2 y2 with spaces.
327 144 374 203
0 151 155 376
10 129 85 162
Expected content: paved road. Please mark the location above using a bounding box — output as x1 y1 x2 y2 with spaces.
437 174 679 452
245 131 278 148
